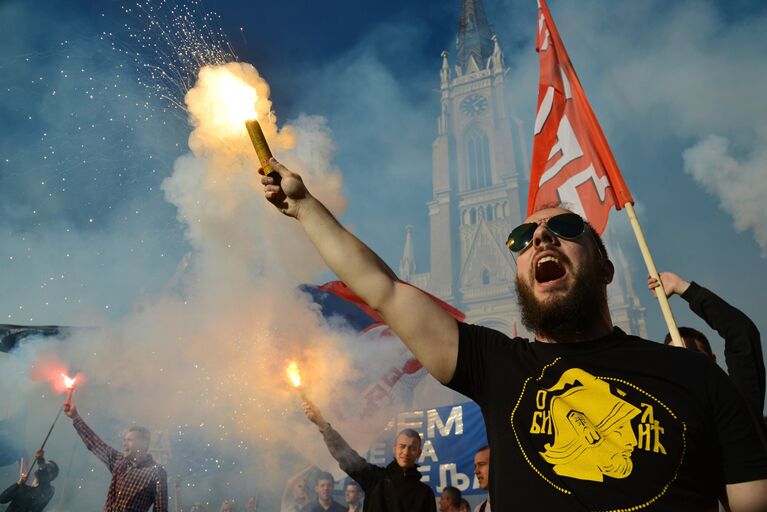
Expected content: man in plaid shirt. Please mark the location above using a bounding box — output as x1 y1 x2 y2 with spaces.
65 403 168 511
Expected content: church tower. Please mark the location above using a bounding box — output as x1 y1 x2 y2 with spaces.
400 0 646 338
403 0 525 335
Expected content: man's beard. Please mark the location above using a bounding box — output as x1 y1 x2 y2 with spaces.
515 258 607 341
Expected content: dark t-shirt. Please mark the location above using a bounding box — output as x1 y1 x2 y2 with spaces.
448 323 767 511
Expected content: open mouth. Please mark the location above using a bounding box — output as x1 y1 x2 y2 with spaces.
535 255 566 283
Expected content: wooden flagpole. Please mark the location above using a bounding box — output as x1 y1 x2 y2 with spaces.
623 203 683 347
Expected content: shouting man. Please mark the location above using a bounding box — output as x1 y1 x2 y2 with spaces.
261 158 767 510
64 402 167 511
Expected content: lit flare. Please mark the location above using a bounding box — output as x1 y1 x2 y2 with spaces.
61 373 77 403
285 361 302 388
201 67 259 136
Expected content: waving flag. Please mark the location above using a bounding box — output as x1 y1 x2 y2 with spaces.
300 281 464 419
529 0 633 234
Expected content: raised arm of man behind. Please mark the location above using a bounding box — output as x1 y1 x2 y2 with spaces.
64 403 120 472
649 272 765 418
301 399 379 489
261 159 458 384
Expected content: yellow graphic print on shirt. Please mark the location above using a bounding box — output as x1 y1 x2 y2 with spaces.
512 361 686 511
538 368 641 482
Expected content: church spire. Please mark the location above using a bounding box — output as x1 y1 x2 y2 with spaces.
456 0 495 73
399 225 416 280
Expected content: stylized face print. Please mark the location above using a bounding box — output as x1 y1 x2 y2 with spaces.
539 368 641 483
594 421 638 479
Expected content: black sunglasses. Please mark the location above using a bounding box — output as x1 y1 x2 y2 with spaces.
506 213 586 254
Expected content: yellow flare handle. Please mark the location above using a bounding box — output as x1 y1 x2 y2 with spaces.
245 119 274 174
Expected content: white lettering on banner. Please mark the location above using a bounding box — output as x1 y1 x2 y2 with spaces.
556 165 609 220
472 475 481 490
534 86 554 135
420 466 431 484
397 410 425 435
368 442 387 465
427 406 464 438
419 440 439 463
538 115 583 186
438 464 471 492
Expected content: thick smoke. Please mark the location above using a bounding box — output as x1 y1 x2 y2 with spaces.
0 51 419 509
683 135 767 256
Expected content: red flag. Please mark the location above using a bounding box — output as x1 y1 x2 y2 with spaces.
529 0 633 234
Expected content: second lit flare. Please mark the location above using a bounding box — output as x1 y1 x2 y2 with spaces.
62 373 77 404
285 361 307 399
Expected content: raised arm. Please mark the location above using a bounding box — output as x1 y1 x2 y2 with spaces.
683 281 765 416
649 272 765 416
302 399 380 491
64 403 120 471
262 159 458 383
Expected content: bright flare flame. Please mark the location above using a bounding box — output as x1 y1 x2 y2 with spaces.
61 373 76 389
196 66 259 136
285 361 302 388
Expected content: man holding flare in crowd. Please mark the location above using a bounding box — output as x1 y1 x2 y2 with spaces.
261 157 767 510
64 402 168 512
301 398 435 512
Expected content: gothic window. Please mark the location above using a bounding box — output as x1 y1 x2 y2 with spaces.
465 126 492 190
486 205 494 222
481 268 490 285
470 208 477 225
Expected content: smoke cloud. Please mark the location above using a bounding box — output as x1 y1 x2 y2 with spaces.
683 135 767 256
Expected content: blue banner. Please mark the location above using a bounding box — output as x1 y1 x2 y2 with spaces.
364 401 487 495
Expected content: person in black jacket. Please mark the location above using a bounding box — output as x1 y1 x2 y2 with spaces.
301 399 436 512
0 451 58 512
648 271 765 419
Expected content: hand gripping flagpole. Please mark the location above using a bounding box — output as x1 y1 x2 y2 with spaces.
622 203 684 347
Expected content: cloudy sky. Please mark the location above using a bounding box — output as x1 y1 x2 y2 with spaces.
2 0 767 506
4 0 764 354
2 0 767 380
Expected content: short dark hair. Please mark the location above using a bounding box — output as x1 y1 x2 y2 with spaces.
316 471 334 485
346 482 361 491
475 445 489 455
396 428 422 447
442 486 461 506
42 460 59 480
128 426 151 443
665 327 714 359
584 221 608 260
